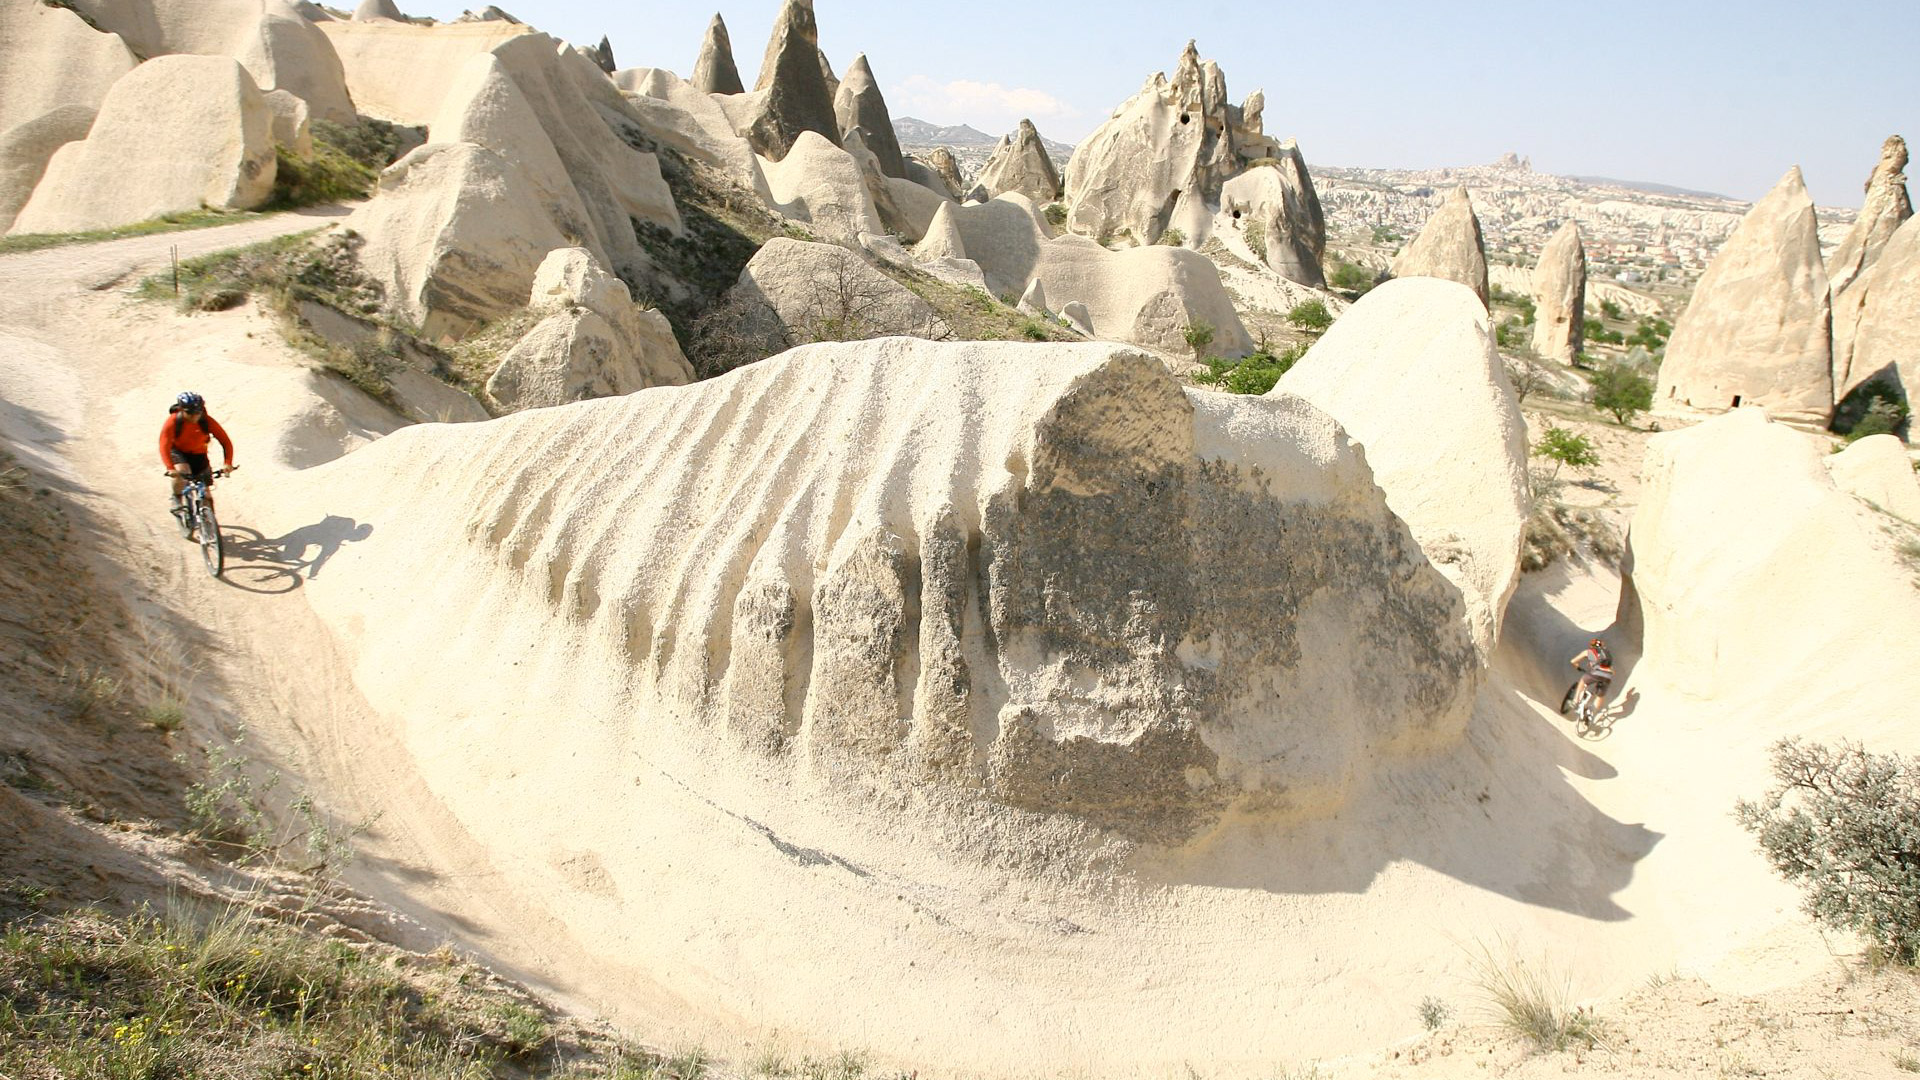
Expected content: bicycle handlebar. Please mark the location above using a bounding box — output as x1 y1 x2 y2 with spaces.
163 466 235 478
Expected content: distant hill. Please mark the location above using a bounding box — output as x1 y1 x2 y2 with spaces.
894 116 1076 160
1568 175 1734 202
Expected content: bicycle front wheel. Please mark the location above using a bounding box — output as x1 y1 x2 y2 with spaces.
196 505 223 577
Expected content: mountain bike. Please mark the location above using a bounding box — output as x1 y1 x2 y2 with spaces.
1559 675 1609 736
169 468 230 577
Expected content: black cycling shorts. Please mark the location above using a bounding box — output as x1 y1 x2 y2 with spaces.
169 450 212 483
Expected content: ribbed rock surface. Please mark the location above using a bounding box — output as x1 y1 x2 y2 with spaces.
311 340 1479 841
1274 278 1529 662
690 12 743 95
743 0 839 161
1218 141 1325 287
9 55 275 235
315 15 529 124
1389 187 1489 307
1530 221 1586 364
971 119 1061 205
1830 214 1920 407
832 54 905 180
0 106 97 233
1826 135 1912 297
1655 167 1832 425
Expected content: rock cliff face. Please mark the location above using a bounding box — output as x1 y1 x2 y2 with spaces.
325 340 1479 841
742 0 840 161
9 55 276 235
1530 221 1586 364
0 0 135 134
727 237 943 352
971 119 1062 205
1389 187 1489 307
1826 135 1912 297
832 54 905 180
0 106 97 234
1656 167 1832 425
1830 215 1920 407
1218 141 1325 287
1275 279 1529 662
485 247 693 410
690 12 744 95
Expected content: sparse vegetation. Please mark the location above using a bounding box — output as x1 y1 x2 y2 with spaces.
1532 427 1599 480
1583 317 1625 346
1194 343 1307 395
1019 318 1049 341
1737 738 1920 966
1042 202 1067 228
1419 995 1452 1030
1833 379 1911 442
1589 362 1654 426
1243 218 1267 263
1466 940 1605 1052
1504 355 1550 403
1286 299 1332 332
1181 321 1215 358
0 209 267 256
1522 498 1623 572
1157 227 1186 247
268 140 378 208
1326 259 1376 298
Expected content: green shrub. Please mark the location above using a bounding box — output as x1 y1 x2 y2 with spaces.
1042 202 1067 227
1583 317 1624 346
268 142 378 208
1737 738 1920 965
1286 299 1332 332
1833 380 1910 441
1327 260 1376 296
1532 427 1599 479
1019 319 1048 341
1243 218 1267 263
310 117 409 170
1181 321 1214 357
1157 227 1186 247
1589 363 1653 425
1193 343 1306 395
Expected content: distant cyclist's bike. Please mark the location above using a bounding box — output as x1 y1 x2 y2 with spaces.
169 467 230 577
1559 676 1609 736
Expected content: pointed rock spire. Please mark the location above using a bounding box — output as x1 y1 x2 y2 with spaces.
586 35 615 74
1390 187 1489 307
691 13 744 95
1657 166 1832 425
833 54 906 180
1530 221 1586 364
970 119 1061 205
1827 135 1912 296
745 0 840 160
915 201 967 262
928 147 964 197
352 0 404 21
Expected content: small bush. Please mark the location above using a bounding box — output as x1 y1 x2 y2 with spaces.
1243 218 1267 263
268 141 378 208
1418 995 1452 1030
1157 227 1186 247
310 117 410 170
1286 299 1332 332
1589 363 1653 426
1181 321 1214 358
1326 260 1376 297
1019 319 1048 341
1466 940 1603 1052
1194 343 1306 396
1532 426 1599 479
1736 738 1920 965
1042 203 1067 227
1832 378 1911 441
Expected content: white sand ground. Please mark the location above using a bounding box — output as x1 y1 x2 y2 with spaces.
1 219 1916 1078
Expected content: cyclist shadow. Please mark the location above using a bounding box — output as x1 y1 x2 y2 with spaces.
218 515 374 593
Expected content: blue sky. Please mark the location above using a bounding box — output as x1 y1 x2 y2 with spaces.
403 1 1915 207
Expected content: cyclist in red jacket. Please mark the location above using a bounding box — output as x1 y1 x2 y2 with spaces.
160 391 236 517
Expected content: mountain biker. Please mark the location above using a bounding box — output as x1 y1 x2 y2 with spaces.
160 391 235 518
1568 637 1613 715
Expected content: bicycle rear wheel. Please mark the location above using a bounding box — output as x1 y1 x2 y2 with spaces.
196 505 223 577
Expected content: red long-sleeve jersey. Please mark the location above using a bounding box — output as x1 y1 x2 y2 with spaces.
158 412 234 470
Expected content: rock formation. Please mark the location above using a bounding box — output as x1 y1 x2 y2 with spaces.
1061 300 1093 335
1529 221 1586 364
1018 278 1048 315
1063 41 1271 244
928 147 965 195
0 0 135 134
1274 278 1529 661
315 13 530 125
1826 135 1912 297
1827 434 1920 523
1389 187 1489 307
742 0 840 161
1218 140 1325 287
840 129 916 241
1619 407 1920 704
584 34 615 74
970 120 1062 206
485 248 693 410
457 6 520 22
1830 214 1920 407
1655 167 1832 425
915 202 967 262
315 340 1479 840
345 36 681 338
727 237 943 353
832 54 905 180
8 56 275 236
0 107 97 234
354 0 405 21
263 88 314 158
690 13 744 95
758 130 882 243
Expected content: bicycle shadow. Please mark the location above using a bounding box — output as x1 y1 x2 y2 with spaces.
218 515 374 593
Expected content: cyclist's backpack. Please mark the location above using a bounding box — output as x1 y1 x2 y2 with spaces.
1591 644 1613 671
168 402 211 438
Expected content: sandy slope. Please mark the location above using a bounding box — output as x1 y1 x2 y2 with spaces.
0 219 1915 1077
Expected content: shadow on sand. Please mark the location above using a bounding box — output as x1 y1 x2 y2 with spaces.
218 515 373 593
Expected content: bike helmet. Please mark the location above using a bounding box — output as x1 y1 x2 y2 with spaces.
176 391 205 411
1589 637 1605 649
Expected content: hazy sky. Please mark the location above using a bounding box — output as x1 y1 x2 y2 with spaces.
402 1 1915 207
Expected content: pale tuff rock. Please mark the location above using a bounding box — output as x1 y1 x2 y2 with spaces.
0 107 96 234
1619 407 1920 704
353 0 404 21
1826 135 1912 297
584 35 615 75
902 155 955 200
1530 221 1586 364
292 1 332 20
263 89 313 159
1389 187 1489 307
727 237 944 352
885 174 948 243
927 146 965 196
1018 277 1048 315
344 36 680 338
1218 140 1326 287
743 0 839 161
916 201 967 261
1063 41 1268 244
316 16 530 125
326 340 1476 840
0 0 135 134
9 56 276 235
1831 215 1920 406
691 12 744 95
1061 300 1093 335
833 54 906 180
457 6 520 23
759 130 883 243
1656 167 1832 425
841 128 914 241
971 119 1062 205
486 247 693 411
1827 434 1920 523
1274 278 1530 662
613 66 766 192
